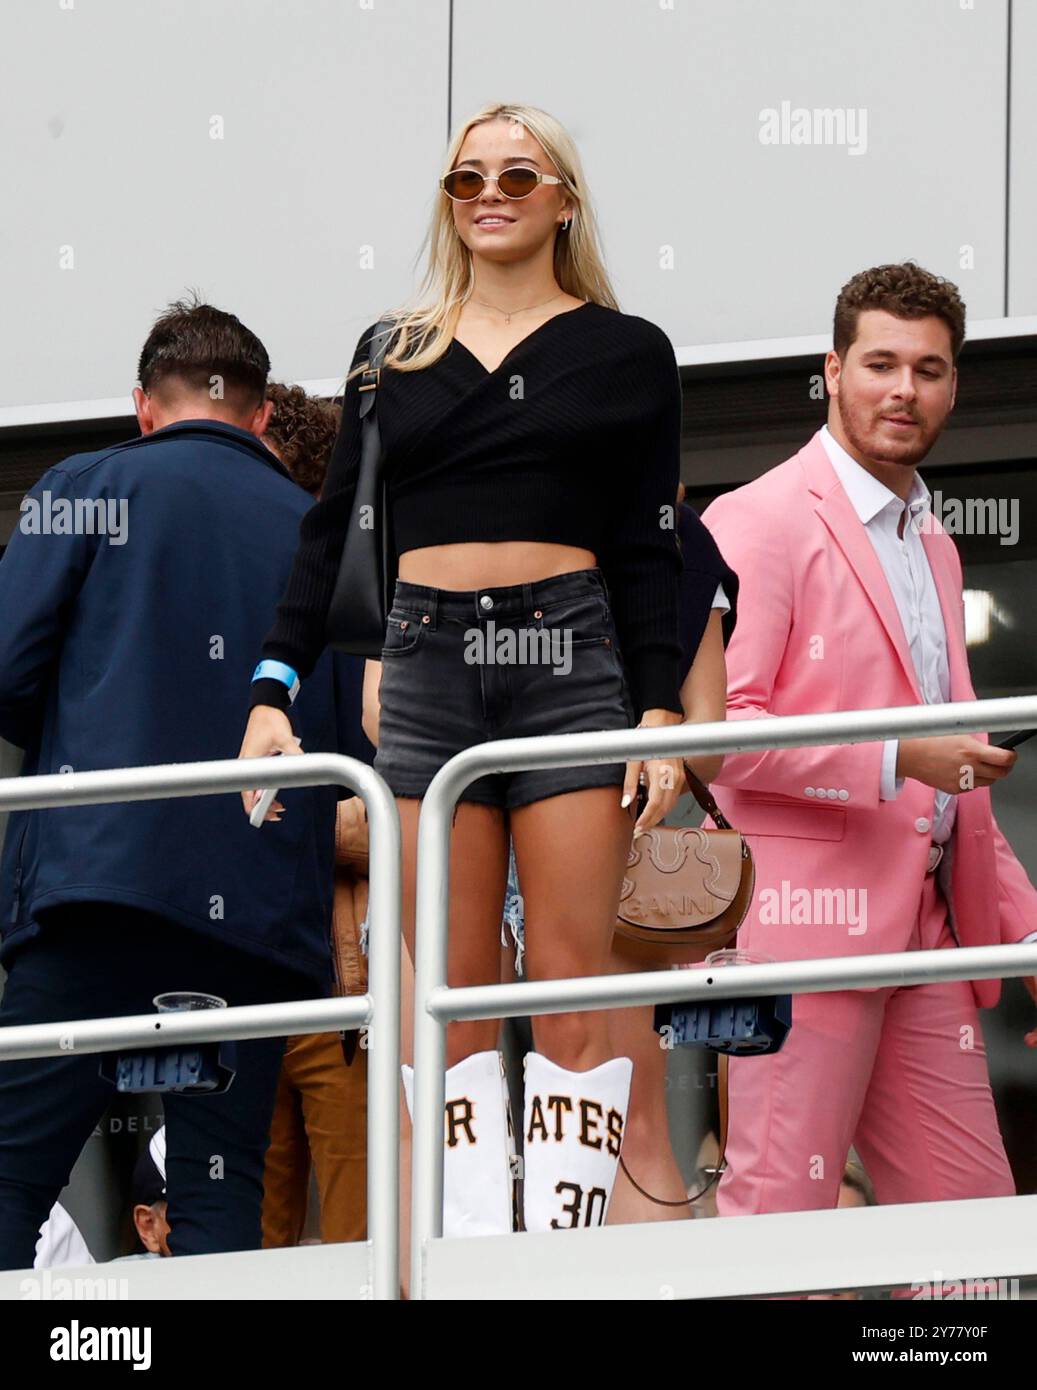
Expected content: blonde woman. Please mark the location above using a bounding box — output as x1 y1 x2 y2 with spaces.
240 104 733 1234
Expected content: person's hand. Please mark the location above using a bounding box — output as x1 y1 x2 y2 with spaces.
896 735 1016 795
238 704 303 821
622 708 687 833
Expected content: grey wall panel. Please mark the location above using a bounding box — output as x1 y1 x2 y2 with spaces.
453 0 1008 347
1009 0 1037 315
0 0 450 412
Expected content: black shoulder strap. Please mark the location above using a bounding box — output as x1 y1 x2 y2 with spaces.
356 318 398 421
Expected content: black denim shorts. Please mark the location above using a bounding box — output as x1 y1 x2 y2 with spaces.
373 567 636 809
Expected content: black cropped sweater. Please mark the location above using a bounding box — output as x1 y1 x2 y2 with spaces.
258 300 688 717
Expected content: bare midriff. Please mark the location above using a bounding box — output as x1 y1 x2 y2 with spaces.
397 540 597 591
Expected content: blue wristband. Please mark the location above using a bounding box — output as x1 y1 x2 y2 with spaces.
251 660 301 705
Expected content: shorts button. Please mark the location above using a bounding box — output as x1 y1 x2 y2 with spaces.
421 614 431 624
399 620 408 630
533 609 542 619
480 595 494 611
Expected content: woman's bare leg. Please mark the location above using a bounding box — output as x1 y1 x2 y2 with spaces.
605 936 693 1223
510 786 632 1067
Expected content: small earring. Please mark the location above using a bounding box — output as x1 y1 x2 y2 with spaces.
561 217 571 232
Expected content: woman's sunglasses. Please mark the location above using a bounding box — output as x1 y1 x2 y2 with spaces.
439 166 565 202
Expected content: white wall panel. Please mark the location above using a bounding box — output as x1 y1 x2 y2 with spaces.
1009 0 1037 315
453 0 1009 348
0 0 450 414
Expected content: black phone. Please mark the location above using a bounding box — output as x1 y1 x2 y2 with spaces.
993 729 1037 751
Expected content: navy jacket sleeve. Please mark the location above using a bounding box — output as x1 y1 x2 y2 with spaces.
0 467 94 749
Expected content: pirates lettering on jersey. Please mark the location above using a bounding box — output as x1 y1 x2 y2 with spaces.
525 1093 624 1157
445 1096 476 1147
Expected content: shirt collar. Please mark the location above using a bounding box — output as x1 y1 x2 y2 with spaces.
141 418 292 481
819 424 930 527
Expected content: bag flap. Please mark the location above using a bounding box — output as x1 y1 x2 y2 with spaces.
618 826 746 929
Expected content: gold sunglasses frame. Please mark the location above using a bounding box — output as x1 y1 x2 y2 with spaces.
439 166 566 201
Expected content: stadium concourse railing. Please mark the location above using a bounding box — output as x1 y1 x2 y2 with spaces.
0 754 401 1301
410 695 1037 1300
2 699 1037 1300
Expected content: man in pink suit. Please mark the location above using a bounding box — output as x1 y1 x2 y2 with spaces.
701 262 1037 1218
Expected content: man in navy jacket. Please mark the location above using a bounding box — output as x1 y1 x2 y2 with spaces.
0 298 367 1267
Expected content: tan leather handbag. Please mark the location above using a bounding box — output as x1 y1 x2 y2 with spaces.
614 764 754 956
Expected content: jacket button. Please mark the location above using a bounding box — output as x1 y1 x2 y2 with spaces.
421 614 431 624
915 817 931 833
805 787 816 796
838 789 849 801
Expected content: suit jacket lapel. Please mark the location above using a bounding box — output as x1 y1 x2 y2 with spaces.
799 434 923 702
920 526 972 700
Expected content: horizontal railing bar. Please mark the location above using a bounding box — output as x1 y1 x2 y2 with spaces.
428 943 1037 1022
0 995 372 1062
0 752 402 1300
411 693 1037 1295
423 694 1037 803
0 752 364 813
423 1193 1037 1301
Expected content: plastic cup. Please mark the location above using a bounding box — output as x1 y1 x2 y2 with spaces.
153 992 228 1012
703 948 774 969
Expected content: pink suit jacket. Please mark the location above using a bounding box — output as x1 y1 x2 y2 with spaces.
701 431 1037 1007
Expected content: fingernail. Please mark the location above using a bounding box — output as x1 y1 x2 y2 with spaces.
620 794 631 808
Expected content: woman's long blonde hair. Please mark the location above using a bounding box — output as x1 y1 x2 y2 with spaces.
350 102 619 382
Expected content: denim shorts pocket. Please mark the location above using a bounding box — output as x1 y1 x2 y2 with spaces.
381 613 425 657
537 594 610 648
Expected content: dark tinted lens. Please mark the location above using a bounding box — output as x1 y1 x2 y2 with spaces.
443 170 485 200
498 167 540 198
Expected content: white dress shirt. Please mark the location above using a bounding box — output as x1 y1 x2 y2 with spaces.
820 426 954 842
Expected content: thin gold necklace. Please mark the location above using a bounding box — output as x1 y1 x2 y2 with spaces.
471 292 566 326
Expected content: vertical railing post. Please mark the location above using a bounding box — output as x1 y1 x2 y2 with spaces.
0 753 404 1300
405 693 1037 1299
355 764 402 1301
408 771 458 1299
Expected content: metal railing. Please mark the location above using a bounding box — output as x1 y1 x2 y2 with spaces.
409 694 1037 1299
3 696 1037 1299
0 753 401 1300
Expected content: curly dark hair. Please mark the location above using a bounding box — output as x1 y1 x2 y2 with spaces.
833 262 966 361
264 383 342 496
